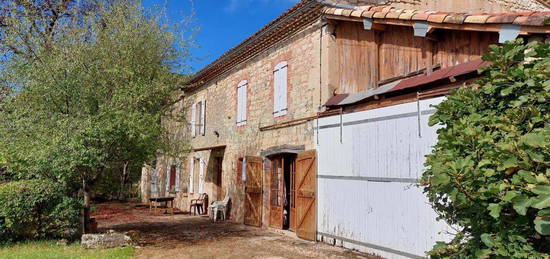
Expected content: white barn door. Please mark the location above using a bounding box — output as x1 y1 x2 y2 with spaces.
316 97 452 259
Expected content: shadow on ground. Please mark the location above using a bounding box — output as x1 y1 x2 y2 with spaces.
94 202 380 259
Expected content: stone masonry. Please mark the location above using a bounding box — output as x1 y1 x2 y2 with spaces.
143 20 329 227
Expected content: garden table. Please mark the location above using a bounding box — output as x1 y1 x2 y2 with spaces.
149 197 175 215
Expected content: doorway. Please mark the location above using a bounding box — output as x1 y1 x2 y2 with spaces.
213 157 223 200
269 153 296 231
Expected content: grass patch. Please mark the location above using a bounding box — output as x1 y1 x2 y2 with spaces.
0 240 135 259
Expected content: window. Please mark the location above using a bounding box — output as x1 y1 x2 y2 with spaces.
273 61 288 117
236 80 247 126
191 100 206 137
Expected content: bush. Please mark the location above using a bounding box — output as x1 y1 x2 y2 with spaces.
421 39 549 258
0 180 81 243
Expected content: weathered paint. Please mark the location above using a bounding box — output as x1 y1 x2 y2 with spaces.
316 97 453 259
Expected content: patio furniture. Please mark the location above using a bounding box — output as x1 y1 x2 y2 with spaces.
190 193 208 215
149 197 175 215
209 194 230 222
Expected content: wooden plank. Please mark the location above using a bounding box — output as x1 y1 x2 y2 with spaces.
244 156 263 227
269 157 283 229
290 160 296 232
296 150 317 241
335 22 378 93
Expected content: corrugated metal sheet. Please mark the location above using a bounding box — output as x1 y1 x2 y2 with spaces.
392 59 491 92
316 97 453 259
324 59 489 108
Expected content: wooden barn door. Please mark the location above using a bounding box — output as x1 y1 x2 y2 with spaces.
244 156 263 227
296 150 317 241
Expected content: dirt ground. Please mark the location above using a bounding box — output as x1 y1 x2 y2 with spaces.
94 203 379 259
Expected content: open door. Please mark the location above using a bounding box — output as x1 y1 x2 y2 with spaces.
295 150 317 241
289 160 296 232
244 156 263 227
269 157 283 229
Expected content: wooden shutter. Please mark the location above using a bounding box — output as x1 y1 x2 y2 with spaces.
199 100 206 136
242 83 247 123
244 156 263 227
273 67 281 116
274 62 288 117
189 158 194 193
279 64 288 116
237 81 247 126
199 158 205 193
191 103 196 137
296 150 317 241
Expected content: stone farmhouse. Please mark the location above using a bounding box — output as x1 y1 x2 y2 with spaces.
141 0 550 257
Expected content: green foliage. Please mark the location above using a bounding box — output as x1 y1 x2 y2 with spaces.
0 180 81 243
421 39 550 258
0 0 190 187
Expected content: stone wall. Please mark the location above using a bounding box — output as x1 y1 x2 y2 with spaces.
148 21 328 226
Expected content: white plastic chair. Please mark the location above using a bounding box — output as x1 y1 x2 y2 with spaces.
209 194 230 222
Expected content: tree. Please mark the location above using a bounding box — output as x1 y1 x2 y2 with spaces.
0 0 191 233
421 39 549 258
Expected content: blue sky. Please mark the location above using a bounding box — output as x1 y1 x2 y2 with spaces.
142 0 299 72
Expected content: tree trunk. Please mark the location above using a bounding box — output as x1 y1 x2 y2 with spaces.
81 179 91 234
119 162 128 200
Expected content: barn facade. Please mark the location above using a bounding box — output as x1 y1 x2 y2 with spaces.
142 0 550 257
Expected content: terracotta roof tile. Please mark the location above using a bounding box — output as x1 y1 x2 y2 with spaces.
514 15 550 26
443 14 468 24
373 11 389 19
356 5 373 11
486 14 519 23
427 13 449 23
333 8 344 16
399 12 416 20
464 15 491 24
350 10 365 18
382 6 395 12
362 10 377 18
324 7 336 15
412 13 430 21
386 11 403 19
371 6 386 12
341 9 353 17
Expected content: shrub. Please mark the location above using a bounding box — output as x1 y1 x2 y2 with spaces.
421 39 549 258
0 180 81 243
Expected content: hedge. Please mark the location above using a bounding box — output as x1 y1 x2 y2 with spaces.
0 180 81 243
